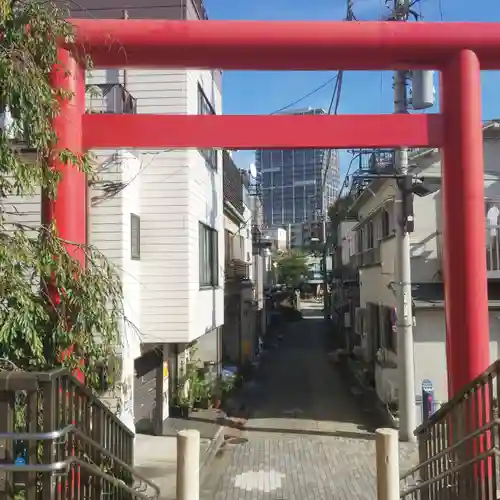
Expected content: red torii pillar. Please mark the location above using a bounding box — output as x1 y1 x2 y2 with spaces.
49 20 495 398
47 48 86 384
441 50 489 396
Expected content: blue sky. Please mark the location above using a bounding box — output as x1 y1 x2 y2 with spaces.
204 0 500 175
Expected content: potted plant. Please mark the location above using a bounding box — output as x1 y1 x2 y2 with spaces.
177 393 191 419
170 386 192 419
193 378 212 410
211 377 224 409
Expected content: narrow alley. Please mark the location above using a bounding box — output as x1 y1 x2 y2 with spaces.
201 303 418 500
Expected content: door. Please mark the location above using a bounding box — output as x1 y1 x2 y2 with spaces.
134 347 162 434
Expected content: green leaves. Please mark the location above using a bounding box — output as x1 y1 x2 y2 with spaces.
275 250 309 287
0 0 122 394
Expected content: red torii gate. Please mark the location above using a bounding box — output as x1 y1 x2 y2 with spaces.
53 19 499 397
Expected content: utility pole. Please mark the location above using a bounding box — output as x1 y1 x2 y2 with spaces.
393 0 417 442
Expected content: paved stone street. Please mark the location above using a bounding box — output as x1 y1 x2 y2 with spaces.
201 303 418 500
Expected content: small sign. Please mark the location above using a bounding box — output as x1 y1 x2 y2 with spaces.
163 361 168 379
15 456 25 466
422 379 436 423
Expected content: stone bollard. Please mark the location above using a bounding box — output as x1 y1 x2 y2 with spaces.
375 428 399 500
176 429 200 500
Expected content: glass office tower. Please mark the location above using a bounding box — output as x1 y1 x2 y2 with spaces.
255 108 340 227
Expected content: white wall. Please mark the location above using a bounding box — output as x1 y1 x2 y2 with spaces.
87 67 224 344
375 308 500 426
186 69 224 340
89 150 142 430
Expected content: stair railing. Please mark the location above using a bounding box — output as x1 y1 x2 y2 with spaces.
400 360 500 499
0 369 160 500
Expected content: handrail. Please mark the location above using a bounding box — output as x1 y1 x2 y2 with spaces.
0 425 160 497
401 417 500 481
400 448 499 498
0 457 158 500
414 359 500 434
45 369 136 438
0 369 135 438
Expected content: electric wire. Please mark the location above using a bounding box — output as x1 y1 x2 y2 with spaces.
316 0 356 220
269 75 339 116
93 74 341 203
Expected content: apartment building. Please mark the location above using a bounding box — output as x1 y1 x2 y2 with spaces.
332 121 500 425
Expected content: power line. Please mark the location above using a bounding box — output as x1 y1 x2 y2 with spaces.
269 75 339 116
317 0 356 217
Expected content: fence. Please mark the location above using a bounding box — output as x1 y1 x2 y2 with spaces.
399 360 500 499
0 369 160 500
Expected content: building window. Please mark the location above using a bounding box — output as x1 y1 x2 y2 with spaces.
382 306 397 352
356 229 364 253
131 213 140 260
381 209 390 238
199 222 219 287
366 222 374 249
198 84 217 170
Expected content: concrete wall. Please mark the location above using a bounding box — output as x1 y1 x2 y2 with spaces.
375 308 500 426
89 151 143 429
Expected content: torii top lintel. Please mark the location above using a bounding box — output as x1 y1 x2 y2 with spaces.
68 19 500 71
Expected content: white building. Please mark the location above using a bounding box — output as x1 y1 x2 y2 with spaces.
86 64 224 433
261 227 288 251
336 121 500 425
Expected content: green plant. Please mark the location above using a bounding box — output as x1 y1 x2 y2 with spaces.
174 346 205 407
0 0 124 394
219 376 235 395
274 250 309 287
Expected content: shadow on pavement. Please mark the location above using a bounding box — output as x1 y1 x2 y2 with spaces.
221 304 386 439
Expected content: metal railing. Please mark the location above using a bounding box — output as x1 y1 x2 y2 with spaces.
400 360 500 499
487 225 500 273
0 369 160 500
225 258 250 281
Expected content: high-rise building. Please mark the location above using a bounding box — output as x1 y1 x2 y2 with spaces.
255 108 340 227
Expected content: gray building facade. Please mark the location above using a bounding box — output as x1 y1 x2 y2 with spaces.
255 108 340 227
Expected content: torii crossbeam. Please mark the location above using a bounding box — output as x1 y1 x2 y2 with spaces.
53 19 497 398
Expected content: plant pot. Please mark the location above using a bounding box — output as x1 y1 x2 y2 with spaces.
212 396 222 409
194 397 211 410
170 405 190 419
169 405 182 418
179 405 190 419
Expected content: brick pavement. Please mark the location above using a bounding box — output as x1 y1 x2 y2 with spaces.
201 304 419 500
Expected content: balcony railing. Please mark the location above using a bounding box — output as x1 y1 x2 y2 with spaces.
349 246 382 268
86 83 137 114
400 360 500 500
223 151 244 214
225 258 250 281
